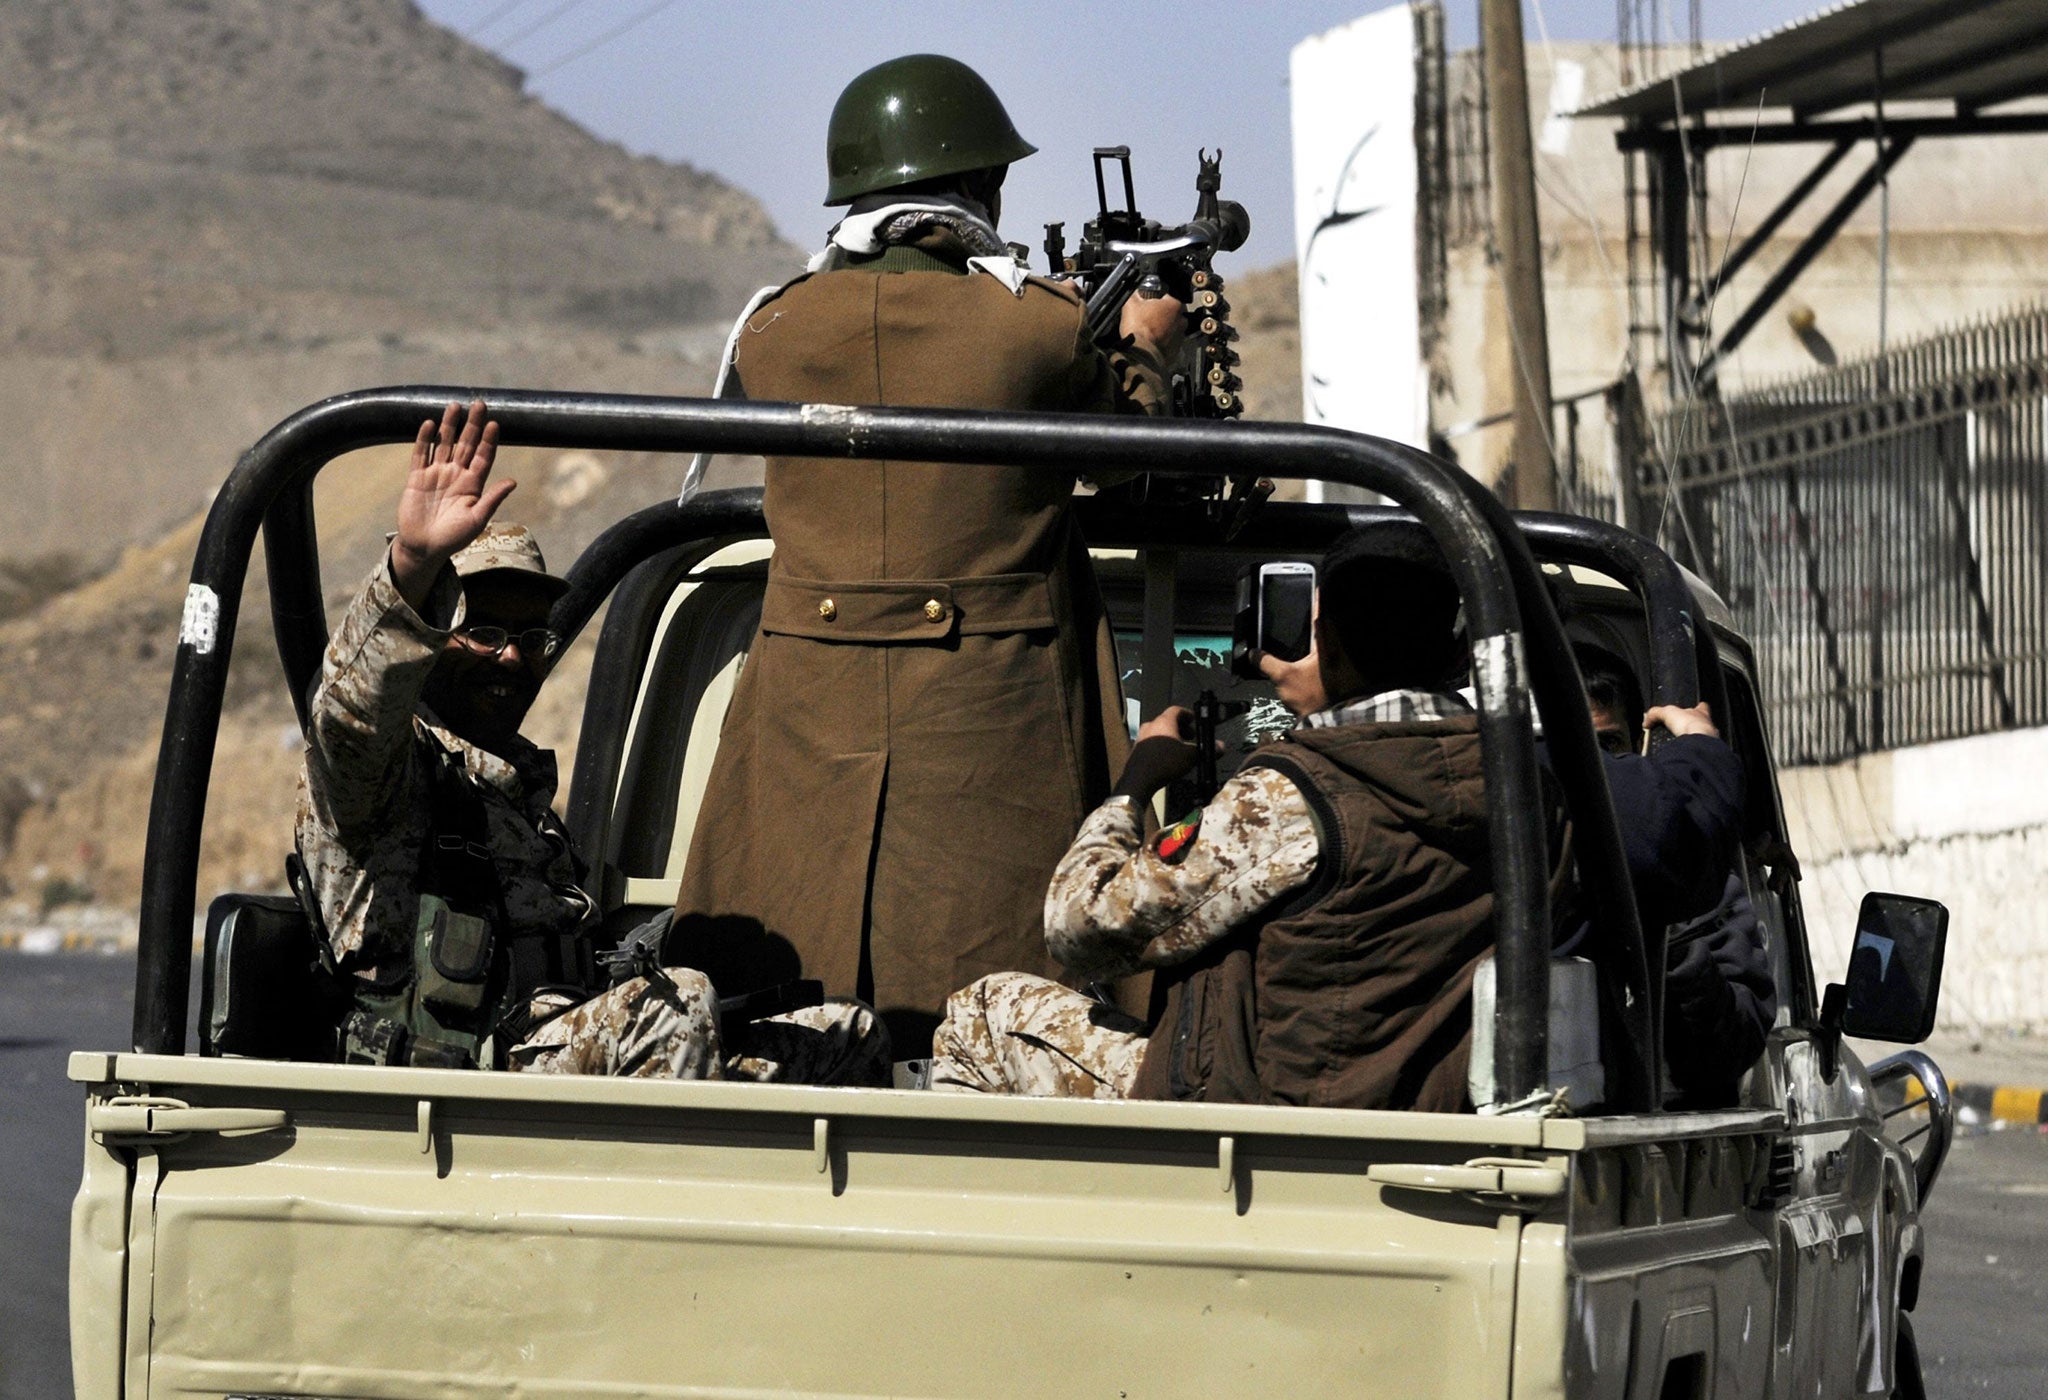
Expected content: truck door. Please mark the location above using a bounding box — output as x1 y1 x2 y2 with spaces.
1719 663 1893 1398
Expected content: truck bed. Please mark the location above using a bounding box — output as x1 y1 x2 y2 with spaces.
71 1052 1611 1399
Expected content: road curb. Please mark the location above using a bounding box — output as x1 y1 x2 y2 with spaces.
0 928 133 954
1952 1082 2048 1127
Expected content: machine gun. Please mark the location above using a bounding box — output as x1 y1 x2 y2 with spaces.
1044 148 1270 532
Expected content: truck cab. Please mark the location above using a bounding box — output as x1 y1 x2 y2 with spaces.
72 389 1953 1398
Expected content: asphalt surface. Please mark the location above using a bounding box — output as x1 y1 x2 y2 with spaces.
1 949 2042 1400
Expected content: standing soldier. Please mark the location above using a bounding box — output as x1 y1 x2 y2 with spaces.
674 55 1182 1056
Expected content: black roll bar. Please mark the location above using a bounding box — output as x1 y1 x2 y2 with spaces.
554 488 770 649
137 386 1643 1109
1513 511 1731 721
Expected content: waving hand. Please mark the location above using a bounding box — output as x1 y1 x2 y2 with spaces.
391 400 513 609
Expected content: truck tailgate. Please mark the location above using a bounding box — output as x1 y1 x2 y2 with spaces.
73 1052 1581 1399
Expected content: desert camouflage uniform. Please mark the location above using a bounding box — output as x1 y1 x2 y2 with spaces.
296 551 592 975
931 690 1471 1095
513 976 891 1085
929 972 1149 1096
297 549 886 1081
931 765 1317 1094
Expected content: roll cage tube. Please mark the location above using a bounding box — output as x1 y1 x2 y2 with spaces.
1513 510 1731 722
139 388 1599 1110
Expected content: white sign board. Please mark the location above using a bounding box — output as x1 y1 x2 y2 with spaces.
1291 4 1425 453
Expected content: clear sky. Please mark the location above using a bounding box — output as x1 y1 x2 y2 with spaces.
414 0 1825 269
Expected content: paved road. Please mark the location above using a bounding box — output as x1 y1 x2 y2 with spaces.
0 950 179 1400
1911 1125 2048 1397
1 950 2042 1399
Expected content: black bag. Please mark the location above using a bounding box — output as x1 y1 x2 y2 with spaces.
198 893 350 1061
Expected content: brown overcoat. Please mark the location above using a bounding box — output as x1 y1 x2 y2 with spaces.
673 245 1158 1049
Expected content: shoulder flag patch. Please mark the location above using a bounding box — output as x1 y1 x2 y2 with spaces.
1157 810 1203 864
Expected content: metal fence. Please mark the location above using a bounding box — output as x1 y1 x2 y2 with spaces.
1642 306 2048 765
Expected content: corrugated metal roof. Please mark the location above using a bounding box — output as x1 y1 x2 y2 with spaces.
1578 0 2048 122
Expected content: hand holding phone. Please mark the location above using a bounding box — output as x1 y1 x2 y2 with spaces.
1231 561 1317 679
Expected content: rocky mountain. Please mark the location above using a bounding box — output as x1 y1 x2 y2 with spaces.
0 0 800 562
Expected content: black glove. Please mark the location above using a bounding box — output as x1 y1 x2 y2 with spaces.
1112 735 1200 803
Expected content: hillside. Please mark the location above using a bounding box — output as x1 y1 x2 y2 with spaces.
0 0 801 562
1233 261 1302 427
0 0 800 924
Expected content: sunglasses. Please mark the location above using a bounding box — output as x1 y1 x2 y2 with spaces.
454 626 563 661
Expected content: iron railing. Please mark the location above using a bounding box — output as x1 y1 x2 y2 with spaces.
1644 305 2048 765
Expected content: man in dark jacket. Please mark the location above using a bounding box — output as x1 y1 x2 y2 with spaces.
1580 661 1776 1104
929 525 1525 1108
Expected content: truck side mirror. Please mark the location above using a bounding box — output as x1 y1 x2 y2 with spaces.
1835 892 1949 1044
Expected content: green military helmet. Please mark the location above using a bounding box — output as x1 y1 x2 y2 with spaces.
824 54 1037 206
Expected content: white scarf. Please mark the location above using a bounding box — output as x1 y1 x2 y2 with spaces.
678 201 1029 505
808 199 1028 293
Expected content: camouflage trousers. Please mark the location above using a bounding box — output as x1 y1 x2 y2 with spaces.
508 970 892 1085
929 972 1148 1097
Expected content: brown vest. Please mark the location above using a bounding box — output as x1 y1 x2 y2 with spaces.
1131 717 1504 1111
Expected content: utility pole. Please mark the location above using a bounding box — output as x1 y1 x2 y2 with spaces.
1482 0 1557 510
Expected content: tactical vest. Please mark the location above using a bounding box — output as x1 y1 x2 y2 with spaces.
327 736 595 1069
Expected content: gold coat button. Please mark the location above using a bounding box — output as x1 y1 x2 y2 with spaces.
818 599 837 621
923 599 945 623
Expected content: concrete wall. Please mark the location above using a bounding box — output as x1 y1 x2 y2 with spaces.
1781 725 2048 1034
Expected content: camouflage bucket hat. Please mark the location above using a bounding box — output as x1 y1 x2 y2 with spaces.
450 524 569 600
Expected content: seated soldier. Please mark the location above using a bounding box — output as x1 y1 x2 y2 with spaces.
930 524 1527 1109
1573 655 1743 935
297 399 889 1081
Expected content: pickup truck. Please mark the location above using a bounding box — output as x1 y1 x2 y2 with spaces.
71 389 1956 1399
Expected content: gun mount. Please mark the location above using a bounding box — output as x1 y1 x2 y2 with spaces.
1044 148 1265 533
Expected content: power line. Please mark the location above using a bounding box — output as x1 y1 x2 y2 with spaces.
464 0 534 39
527 0 685 79
495 0 596 54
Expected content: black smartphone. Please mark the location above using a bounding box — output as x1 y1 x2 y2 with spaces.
1230 561 1317 679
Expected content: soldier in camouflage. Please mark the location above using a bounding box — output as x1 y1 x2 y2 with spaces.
926 712 1334 1099
296 399 889 1082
